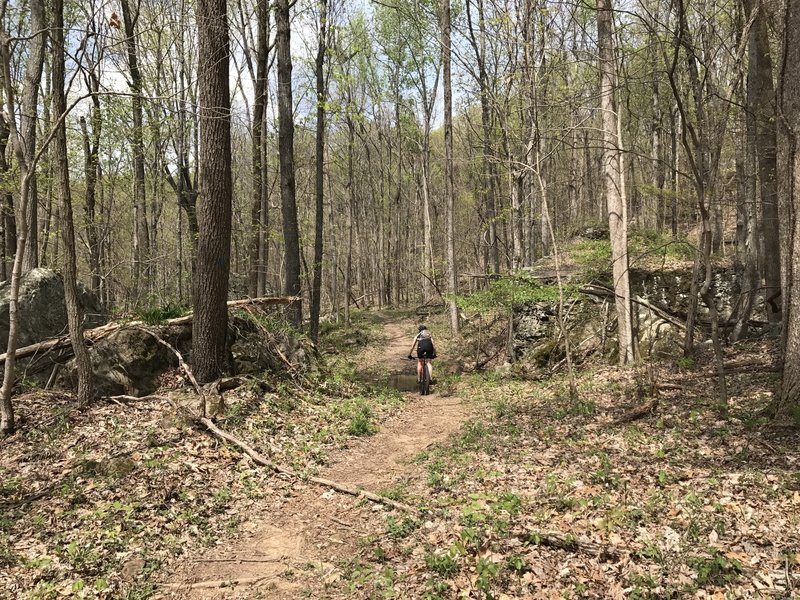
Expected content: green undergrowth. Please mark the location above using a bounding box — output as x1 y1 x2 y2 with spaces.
0 343 403 599
454 274 578 313
321 346 798 598
136 302 189 325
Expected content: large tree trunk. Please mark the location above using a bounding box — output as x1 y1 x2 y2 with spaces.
192 0 233 383
120 0 150 296
778 0 800 412
597 0 635 364
276 0 302 328
441 0 459 336
52 0 93 405
743 0 781 328
310 0 328 343
19 0 46 273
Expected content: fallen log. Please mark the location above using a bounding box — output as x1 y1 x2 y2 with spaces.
0 296 299 364
612 397 658 425
525 528 619 560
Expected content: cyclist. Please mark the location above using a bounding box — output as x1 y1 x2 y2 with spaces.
408 324 436 383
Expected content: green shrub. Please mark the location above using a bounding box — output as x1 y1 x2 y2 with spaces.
687 549 742 586
425 550 458 577
138 303 187 324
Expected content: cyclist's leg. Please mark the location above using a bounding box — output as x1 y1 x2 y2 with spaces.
416 358 423 381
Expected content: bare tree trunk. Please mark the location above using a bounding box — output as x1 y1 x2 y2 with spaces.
276 0 302 327
121 0 150 296
441 0 459 335
0 29 38 434
80 77 103 296
742 0 781 329
465 0 499 275
19 0 46 273
192 0 233 383
778 0 800 413
310 0 328 343
667 0 731 405
0 116 14 282
732 95 760 342
671 108 680 237
344 115 355 326
597 0 635 364
249 0 270 297
52 0 93 404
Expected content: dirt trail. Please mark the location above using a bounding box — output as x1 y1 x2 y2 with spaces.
161 321 468 599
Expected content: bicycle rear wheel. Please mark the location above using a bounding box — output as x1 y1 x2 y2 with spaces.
420 360 430 395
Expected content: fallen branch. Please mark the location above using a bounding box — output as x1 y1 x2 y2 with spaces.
160 576 272 590
613 397 658 425
200 417 417 514
526 528 619 560
140 331 417 514
104 394 169 403
0 295 300 364
135 327 202 396
191 558 284 564
580 284 689 332
656 383 685 391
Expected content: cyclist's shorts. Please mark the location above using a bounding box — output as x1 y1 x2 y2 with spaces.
417 339 435 359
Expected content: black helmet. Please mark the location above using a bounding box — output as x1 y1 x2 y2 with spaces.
418 324 427 332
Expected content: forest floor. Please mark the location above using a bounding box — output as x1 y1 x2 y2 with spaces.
1 311 799 599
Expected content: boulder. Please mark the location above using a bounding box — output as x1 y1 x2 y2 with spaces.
0 268 106 349
61 327 186 397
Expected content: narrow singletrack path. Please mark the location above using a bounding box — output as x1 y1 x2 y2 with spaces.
161 320 469 599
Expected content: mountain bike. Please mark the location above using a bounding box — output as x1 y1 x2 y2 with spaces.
409 355 432 396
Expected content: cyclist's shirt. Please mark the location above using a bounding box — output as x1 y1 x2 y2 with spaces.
415 330 435 358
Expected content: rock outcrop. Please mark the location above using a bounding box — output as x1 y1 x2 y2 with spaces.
0 268 105 349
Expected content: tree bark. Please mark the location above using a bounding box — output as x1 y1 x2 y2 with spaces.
120 0 150 295
276 0 302 328
0 116 14 282
597 0 635 364
465 0 499 275
441 0 459 336
778 0 800 412
80 71 103 297
310 0 328 343
19 0 46 273
192 0 233 383
249 0 270 298
732 95 760 342
0 28 38 434
743 0 781 328
51 0 93 405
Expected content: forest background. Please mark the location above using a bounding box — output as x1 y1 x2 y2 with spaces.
0 0 799 429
